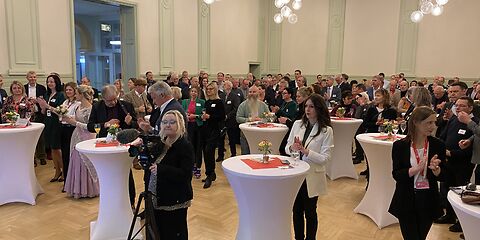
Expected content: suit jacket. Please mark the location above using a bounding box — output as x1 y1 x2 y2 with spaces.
122 90 152 119
467 120 480 164
24 83 47 99
87 100 138 137
223 91 241 128
0 88 7 109
153 99 187 131
181 98 205 126
154 136 194 206
388 136 446 220
322 86 341 103
337 81 351 94
366 87 383 101
285 120 334 197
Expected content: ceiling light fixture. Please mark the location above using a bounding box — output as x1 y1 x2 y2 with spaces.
273 0 302 24
411 0 448 23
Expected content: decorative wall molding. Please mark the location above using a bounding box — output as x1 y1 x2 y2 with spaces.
396 0 419 77
257 0 267 74
5 0 44 75
265 2 282 74
198 1 210 72
159 0 175 75
324 0 346 75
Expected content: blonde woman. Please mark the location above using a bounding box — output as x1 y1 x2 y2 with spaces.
63 85 99 198
148 110 194 239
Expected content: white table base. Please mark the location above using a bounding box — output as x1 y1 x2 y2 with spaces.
327 119 362 180
222 155 309 240
354 134 398 228
0 123 44 205
448 191 480 240
76 139 142 240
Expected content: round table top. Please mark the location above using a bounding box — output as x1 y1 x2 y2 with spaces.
76 138 129 154
330 117 363 124
448 190 480 218
222 154 310 179
356 133 406 146
0 122 44 133
239 122 288 132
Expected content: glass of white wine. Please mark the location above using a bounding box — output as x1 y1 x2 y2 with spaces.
400 121 407 134
94 123 101 138
291 149 300 167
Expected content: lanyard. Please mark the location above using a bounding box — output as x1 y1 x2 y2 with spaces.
412 139 428 176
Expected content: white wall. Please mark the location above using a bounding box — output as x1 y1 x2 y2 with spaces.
416 0 480 78
343 0 400 76
174 0 198 74
280 0 329 76
0 1 9 75
210 0 259 74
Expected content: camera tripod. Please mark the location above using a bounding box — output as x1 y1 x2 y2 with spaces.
127 191 160 240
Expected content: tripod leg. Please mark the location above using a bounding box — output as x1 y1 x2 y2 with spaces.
127 193 144 240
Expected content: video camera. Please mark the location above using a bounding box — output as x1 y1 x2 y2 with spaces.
128 134 163 169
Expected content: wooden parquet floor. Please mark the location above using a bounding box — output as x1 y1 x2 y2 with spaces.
0 153 462 240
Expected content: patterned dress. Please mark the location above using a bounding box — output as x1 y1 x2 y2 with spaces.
64 106 99 199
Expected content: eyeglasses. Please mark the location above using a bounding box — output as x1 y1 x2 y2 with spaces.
161 120 177 125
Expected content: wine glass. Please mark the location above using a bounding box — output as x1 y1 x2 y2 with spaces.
400 122 407 134
94 123 101 138
392 125 399 138
378 125 385 135
290 149 300 166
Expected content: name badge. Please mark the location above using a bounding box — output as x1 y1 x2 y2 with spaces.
237 93 241 96
286 109 289 112
458 129 466 135
332 94 337 98
196 103 201 107
46 110 52 117
227 101 232 104
415 180 430 189
211 104 216 107
50 99 56 103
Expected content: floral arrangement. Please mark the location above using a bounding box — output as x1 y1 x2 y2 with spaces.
258 140 273 163
5 111 19 123
54 105 68 116
382 120 399 134
336 107 346 118
262 112 276 123
107 123 120 135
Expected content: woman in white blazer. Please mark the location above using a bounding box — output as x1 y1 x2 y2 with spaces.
286 93 334 240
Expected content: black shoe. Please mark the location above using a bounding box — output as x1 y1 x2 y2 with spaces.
203 177 212 189
449 222 462 232
353 158 363 164
202 173 217 182
216 157 224 162
40 159 47 165
360 169 369 176
434 215 456 224
460 233 465 239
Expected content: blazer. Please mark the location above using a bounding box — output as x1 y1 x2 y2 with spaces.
181 98 205 126
223 91 241 128
122 90 152 119
322 86 341 103
467 120 480 164
155 136 194 206
363 105 397 133
388 136 446 220
24 83 47 99
285 120 334 198
153 99 187 131
87 100 138 137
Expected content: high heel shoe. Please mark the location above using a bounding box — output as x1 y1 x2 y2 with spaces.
50 172 62 182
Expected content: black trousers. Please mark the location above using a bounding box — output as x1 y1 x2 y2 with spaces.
293 180 318 240
154 207 188 240
200 128 219 176
353 125 365 159
61 125 75 180
398 190 433 240
129 170 136 206
218 126 240 158
187 122 202 167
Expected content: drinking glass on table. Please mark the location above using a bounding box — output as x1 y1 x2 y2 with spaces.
400 121 407 134
94 123 101 138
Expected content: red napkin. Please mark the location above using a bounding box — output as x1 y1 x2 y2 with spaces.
372 135 403 141
241 157 287 169
256 123 276 128
0 125 28 129
95 140 120 147
331 117 354 120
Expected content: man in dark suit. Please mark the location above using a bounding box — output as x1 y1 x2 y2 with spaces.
24 71 48 165
336 73 352 94
323 76 342 105
81 76 99 99
366 75 384 101
87 85 138 208
217 80 241 161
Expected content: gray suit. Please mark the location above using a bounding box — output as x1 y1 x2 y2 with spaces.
467 121 480 164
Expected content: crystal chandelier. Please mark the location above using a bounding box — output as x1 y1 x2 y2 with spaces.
203 0 215 4
273 0 302 24
411 0 449 23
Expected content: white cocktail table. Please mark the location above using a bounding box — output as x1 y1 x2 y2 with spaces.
0 123 44 205
327 117 363 180
222 154 309 240
354 133 405 229
76 138 141 240
239 122 288 154
448 190 480 240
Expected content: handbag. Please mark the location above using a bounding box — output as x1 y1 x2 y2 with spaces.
460 190 480 205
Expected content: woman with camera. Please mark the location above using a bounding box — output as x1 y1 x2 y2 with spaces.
285 93 334 240
389 106 445 240
148 110 194 240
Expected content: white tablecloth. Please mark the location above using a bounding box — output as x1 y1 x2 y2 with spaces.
0 123 44 205
327 117 363 180
354 133 405 229
76 139 141 240
222 154 309 240
448 190 480 240
239 122 289 154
